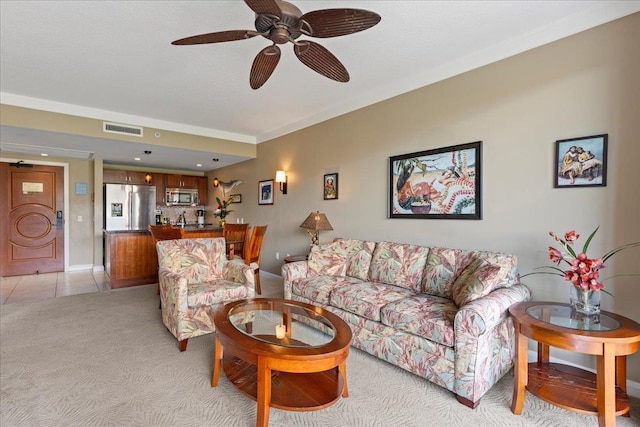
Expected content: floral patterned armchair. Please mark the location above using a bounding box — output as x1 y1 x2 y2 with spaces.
156 237 255 351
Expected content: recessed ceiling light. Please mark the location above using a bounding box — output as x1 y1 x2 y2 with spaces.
41 153 49 156
196 164 202 167
134 157 141 161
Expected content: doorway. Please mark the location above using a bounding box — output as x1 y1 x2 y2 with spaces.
0 162 65 276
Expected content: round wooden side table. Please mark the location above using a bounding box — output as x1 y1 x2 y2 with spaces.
509 301 640 427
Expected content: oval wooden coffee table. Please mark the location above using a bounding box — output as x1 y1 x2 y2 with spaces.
211 298 352 427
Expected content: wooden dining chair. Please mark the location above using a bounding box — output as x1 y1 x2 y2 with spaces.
237 225 267 294
222 223 250 259
149 224 183 243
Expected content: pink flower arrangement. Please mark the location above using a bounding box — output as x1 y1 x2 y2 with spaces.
523 226 639 295
213 197 234 220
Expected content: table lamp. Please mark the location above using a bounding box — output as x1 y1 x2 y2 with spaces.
299 211 333 245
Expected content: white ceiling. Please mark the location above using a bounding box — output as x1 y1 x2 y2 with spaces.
1 1 639 171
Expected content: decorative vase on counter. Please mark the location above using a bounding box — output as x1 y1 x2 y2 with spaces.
219 218 225 227
569 285 600 315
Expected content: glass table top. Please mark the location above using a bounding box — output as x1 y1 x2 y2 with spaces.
526 304 621 332
228 300 336 348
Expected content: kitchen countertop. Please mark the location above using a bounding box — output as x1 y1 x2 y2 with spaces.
104 225 223 234
180 225 222 232
104 229 150 234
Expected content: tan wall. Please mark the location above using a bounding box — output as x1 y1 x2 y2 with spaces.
210 14 640 380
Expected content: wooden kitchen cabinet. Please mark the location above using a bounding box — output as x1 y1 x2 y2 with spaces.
104 231 158 288
103 169 152 185
198 176 209 205
154 173 165 204
165 174 199 188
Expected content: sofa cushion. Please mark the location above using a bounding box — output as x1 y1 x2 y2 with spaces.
307 241 347 277
421 247 476 298
368 241 430 292
381 295 458 348
291 275 361 305
475 251 519 289
330 282 415 322
452 254 515 307
338 238 377 280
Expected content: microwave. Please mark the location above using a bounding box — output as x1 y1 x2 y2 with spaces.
165 188 199 206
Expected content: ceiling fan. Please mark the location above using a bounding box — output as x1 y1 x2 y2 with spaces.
171 0 381 89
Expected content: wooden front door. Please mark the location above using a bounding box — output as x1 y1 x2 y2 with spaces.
0 162 65 276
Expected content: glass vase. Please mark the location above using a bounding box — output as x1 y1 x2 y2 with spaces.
219 218 225 227
569 285 600 315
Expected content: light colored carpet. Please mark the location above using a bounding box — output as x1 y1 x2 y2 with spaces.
1 283 639 427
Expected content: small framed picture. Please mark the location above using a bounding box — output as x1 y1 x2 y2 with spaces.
554 134 607 188
258 179 274 205
324 173 338 200
229 194 242 203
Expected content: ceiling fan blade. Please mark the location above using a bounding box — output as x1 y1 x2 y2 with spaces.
244 0 282 19
172 30 256 45
250 45 281 89
294 41 349 83
301 9 381 38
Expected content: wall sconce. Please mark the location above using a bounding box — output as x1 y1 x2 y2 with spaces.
212 177 220 188
275 170 287 194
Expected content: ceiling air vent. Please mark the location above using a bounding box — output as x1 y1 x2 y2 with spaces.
103 122 143 137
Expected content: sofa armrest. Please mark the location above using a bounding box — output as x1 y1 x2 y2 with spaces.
158 268 189 315
455 284 533 337
282 261 309 299
223 261 256 296
453 283 532 405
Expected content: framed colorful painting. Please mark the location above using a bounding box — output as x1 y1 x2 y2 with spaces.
323 173 338 200
389 141 482 220
554 134 607 188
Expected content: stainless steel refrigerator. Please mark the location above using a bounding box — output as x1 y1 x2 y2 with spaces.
104 184 156 231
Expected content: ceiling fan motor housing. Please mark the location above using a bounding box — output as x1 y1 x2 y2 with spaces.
255 0 303 42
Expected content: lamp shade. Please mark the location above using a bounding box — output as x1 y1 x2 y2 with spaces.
275 171 286 183
299 211 333 231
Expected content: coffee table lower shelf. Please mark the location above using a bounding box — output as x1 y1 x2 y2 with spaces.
223 356 344 411
527 362 630 416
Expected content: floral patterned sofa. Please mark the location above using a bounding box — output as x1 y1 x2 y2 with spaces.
156 237 256 351
282 238 531 408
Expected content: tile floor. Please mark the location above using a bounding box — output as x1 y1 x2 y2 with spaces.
0 270 110 305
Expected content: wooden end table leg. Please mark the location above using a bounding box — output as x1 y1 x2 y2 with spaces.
596 344 616 427
256 357 271 427
211 335 223 387
537 342 549 363
616 355 630 417
339 360 349 397
511 325 527 415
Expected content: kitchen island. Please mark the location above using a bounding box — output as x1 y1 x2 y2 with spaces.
104 226 223 288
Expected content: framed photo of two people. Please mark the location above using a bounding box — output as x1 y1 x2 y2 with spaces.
555 134 607 188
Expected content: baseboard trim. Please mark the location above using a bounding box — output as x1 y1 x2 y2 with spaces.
528 349 640 398
93 265 105 272
261 270 280 279
67 264 94 272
